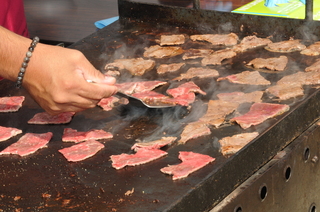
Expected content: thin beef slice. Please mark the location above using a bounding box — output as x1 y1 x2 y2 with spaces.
62 128 113 143
59 140 104 162
231 103 290 129
217 71 271 85
0 96 25 112
160 151 215 180
178 121 211 144
219 132 259 156
110 148 168 169
131 137 177 151
0 132 53 156
28 112 75 124
0 126 22 142
173 67 219 81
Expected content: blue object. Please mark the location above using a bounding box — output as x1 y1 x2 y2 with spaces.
265 0 289 7
94 16 119 29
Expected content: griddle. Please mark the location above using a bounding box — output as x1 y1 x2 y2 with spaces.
1 1 320 211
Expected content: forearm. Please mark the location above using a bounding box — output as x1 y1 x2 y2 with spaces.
0 26 32 81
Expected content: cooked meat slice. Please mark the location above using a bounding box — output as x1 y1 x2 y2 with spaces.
98 96 122 111
217 91 263 104
131 137 177 150
0 96 25 112
116 81 167 95
173 67 219 81
219 132 259 156
131 91 169 101
217 71 271 85
277 71 320 86
190 33 239 46
265 39 306 53
157 63 185 74
301 41 320 56
104 58 155 76
104 70 121 77
305 59 320 72
110 148 168 169
182 49 213 60
0 132 52 156
167 81 206 97
200 100 239 128
178 121 211 144
266 84 304 100
232 35 272 53
160 34 185 46
231 103 290 129
143 45 184 59
247 56 288 71
0 126 22 142
58 140 104 162
160 151 215 180
28 112 75 124
62 128 113 143
201 49 237 66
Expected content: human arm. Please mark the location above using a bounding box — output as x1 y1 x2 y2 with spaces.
0 26 117 115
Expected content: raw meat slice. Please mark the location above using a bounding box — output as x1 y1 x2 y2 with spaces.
201 49 237 66
265 39 306 53
58 140 104 162
28 112 75 124
0 96 25 112
62 128 113 143
161 92 196 106
0 132 53 156
277 71 320 86
104 58 155 76
266 84 304 100
160 34 185 46
157 63 185 74
305 59 320 72
178 121 211 144
217 91 263 104
232 35 272 53
231 103 290 129
116 81 167 95
166 81 206 98
0 126 22 142
247 56 288 71
160 151 215 180
200 100 239 127
98 96 121 111
143 45 184 59
173 67 219 81
182 49 213 60
219 132 259 156
301 41 320 56
131 137 177 150
110 148 168 169
217 71 271 85
190 33 239 46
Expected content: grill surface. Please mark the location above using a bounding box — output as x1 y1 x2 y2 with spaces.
1 2 320 211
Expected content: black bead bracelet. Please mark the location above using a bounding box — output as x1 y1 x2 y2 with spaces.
16 36 40 89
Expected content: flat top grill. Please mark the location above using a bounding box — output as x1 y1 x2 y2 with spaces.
1 2 320 211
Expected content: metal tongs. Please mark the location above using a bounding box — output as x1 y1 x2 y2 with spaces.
87 80 176 108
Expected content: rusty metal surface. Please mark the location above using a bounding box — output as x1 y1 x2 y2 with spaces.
211 121 320 212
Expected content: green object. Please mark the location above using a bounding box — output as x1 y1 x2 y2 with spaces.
232 0 306 19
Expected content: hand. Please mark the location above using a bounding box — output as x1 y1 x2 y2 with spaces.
23 44 117 115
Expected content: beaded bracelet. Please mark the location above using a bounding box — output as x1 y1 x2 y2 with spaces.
16 36 40 89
